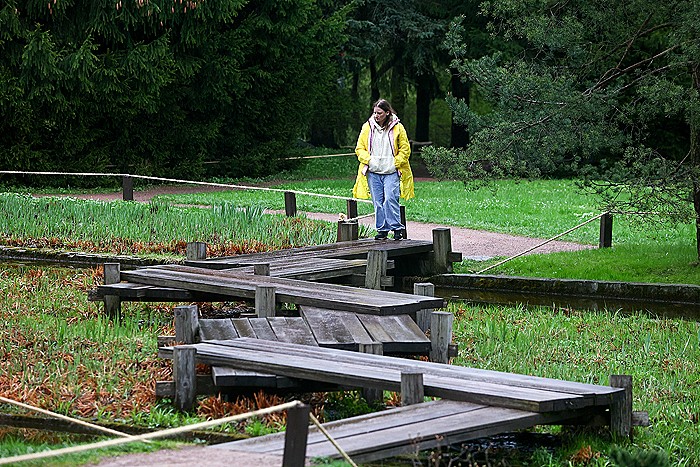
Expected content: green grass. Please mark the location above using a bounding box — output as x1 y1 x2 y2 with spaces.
450 301 700 466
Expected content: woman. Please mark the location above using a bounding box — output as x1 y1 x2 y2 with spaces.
353 99 414 240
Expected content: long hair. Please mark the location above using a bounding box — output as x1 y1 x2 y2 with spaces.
373 99 395 129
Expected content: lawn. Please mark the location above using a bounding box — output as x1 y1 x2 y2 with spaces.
1 161 699 465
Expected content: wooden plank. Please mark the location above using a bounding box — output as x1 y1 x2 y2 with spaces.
202 338 621 405
213 399 593 463
267 318 318 346
199 319 238 341
211 367 283 388
185 239 434 269
300 307 370 350
357 314 430 354
232 318 256 338
160 341 592 412
248 318 278 341
120 265 444 315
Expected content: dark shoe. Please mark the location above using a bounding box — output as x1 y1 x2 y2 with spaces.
393 230 404 241
374 231 388 240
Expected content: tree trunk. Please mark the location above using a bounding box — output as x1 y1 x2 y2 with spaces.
390 59 406 120
450 71 470 148
692 64 700 259
415 74 431 142
369 57 380 107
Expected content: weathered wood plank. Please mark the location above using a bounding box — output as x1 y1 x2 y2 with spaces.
213 399 595 463
203 338 621 405
301 307 373 350
120 265 444 315
211 367 285 388
185 239 434 269
231 318 256 338
248 318 278 341
199 319 238 341
356 314 430 354
267 317 318 346
160 341 593 412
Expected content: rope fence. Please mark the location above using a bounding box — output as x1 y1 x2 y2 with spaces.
0 170 373 223
0 397 356 466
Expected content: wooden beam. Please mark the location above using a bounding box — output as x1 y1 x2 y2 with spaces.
175 304 199 344
401 371 424 406
360 342 384 405
186 242 207 261
256 285 276 318
429 311 453 364
285 191 297 217
365 249 388 290
282 403 310 467
173 346 197 411
103 263 121 319
413 282 435 332
609 374 632 438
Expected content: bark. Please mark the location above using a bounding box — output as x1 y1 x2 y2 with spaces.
450 71 470 148
390 60 406 120
415 73 431 142
369 57 379 106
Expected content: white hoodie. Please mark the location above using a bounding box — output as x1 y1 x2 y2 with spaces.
368 115 399 174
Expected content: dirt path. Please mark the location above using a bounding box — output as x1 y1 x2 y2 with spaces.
57 184 593 259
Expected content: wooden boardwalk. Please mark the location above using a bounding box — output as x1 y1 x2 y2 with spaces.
214 399 595 463
159 339 626 462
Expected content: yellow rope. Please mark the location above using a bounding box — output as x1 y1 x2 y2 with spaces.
476 212 607 274
0 396 148 442
0 401 301 465
0 170 372 204
309 412 358 467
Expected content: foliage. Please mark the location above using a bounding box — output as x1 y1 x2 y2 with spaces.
428 0 700 256
0 0 347 181
610 446 671 467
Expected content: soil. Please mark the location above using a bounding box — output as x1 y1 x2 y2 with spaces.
58 183 593 260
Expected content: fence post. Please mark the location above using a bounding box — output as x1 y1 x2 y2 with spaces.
284 191 297 217
401 371 424 406
103 263 121 319
337 221 358 242
346 199 358 220
175 304 199 344
173 345 197 411
429 311 453 364
599 213 613 248
256 285 276 318
253 263 271 276
186 242 207 261
282 403 310 467
359 342 384 405
413 283 435 332
432 228 453 273
609 374 633 438
122 176 134 201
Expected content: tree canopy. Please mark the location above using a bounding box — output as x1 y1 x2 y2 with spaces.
0 0 347 180
423 0 700 256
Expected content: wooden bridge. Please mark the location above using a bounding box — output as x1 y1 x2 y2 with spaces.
88 229 640 464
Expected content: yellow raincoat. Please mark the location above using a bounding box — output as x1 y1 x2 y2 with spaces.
352 118 414 200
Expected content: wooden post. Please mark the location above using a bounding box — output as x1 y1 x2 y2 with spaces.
282 403 310 467
346 199 358 220
186 242 207 261
609 374 633 438
173 345 197 411
413 283 435 333
432 228 453 273
429 311 453 364
253 263 271 276
401 371 424 406
359 342 384 405
256 285 276 318
599 213 613 248
365 249 388 290
122 175 134 201
284 191 297 217
400 205 407 238
103 263 121 319
337 221 358 242
175 304 199 344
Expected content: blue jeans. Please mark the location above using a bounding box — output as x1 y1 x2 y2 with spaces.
367 171 403 233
